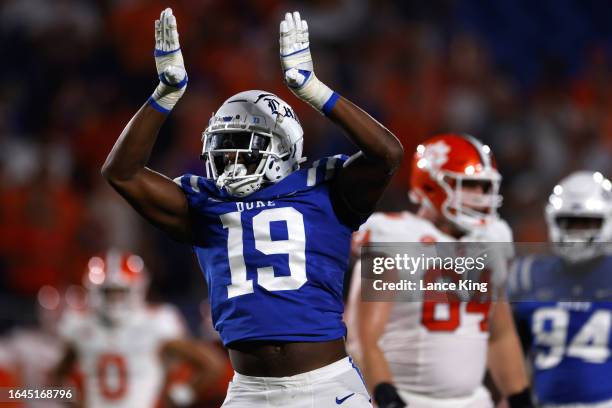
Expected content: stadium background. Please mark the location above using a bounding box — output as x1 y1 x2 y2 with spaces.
0 0 611 350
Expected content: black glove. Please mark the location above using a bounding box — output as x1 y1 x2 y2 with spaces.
508 388 534 408
373 382 407 408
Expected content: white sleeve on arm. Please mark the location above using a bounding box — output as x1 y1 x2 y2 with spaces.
155 304 188 341
57 310 85 344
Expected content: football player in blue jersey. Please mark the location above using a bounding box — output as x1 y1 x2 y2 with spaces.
511 171 612 407
101 8 403 407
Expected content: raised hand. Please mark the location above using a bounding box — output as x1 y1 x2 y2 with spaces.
150 8 187 113
280 11 337 114
280 11 312 88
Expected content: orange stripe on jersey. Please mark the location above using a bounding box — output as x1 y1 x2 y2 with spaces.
382 211 404 219
420 234 437 243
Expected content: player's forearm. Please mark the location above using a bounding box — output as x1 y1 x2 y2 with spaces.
103 7 185 183
101 103 167 182
327 97 404 173
50 366 72 387
488 303 530 395
164 340 225 391
187 346 225 391
189 365 221 394
50 347 77 386
361 345 394 392
353 298 395 392
487 332 529 395
164 342 225 407
362 346 407 407
279 12 403 173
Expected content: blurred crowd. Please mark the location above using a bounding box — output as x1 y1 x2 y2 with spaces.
0 0 611 331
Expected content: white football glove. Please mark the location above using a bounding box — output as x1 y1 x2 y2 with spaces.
149 8 187 114
167 383 195 407
280 11 339 114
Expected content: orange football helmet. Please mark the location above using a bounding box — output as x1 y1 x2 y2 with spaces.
409 133 502 232
84 250 148 324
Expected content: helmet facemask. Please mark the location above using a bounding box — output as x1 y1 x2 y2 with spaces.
550 216 606 263
438 170 502 232
202 129 303 197
202 130 274 197
88 283 145 326
99 286 142 325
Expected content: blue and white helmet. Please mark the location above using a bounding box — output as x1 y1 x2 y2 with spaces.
545 171 612 262
201 90 305 197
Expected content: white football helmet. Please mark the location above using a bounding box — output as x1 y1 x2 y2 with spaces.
545 171 612 262
84 249 148 325
201 90 305 197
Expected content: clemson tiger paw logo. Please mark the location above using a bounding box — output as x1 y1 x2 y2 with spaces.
423 141 450 169
419 141 450 171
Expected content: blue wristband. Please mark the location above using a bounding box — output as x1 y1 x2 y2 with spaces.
321 92 340 115
147 97 171 114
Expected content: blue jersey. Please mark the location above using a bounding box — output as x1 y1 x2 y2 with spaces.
175 155 361 345
511 256 612 405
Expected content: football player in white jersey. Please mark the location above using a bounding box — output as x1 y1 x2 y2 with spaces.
0 341 19 392
346 134 533 408
5 285 80 408
52 250 225 408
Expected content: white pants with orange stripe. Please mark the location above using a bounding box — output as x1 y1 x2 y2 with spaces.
221 357 371 407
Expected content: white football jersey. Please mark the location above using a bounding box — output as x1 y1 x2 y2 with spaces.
6 329 64 408
348 211 513 398
0 340 17 385
58 304 185 408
